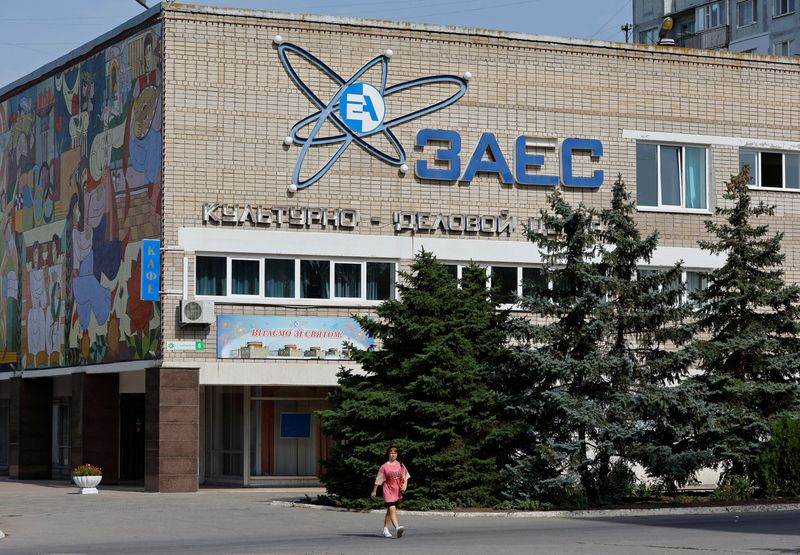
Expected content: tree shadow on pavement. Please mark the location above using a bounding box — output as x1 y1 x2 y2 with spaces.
589 510 800 538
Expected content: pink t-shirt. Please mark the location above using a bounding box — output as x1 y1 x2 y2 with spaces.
375 461 410 503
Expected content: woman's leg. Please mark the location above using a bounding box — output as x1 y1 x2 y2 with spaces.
383 508 392 529
388 505 400 529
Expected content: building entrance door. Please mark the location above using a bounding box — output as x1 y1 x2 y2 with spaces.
273 400 316 476
0 400 8 473
119 393 145 480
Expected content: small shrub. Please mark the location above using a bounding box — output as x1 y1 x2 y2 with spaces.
401 498 456 511
579 461 637 505
493 499 553 511
604 461 637 502
309 495 379 511
528 473 590 510
755 414 800 497
672 494 702 505
633 480 656 498
547 484 588 510
710 475 754 502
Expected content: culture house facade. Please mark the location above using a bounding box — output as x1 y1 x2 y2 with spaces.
0 3 798 491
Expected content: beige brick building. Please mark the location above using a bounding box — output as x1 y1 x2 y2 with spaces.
1 3 798 491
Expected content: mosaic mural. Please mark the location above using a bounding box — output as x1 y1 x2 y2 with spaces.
0 23 162 371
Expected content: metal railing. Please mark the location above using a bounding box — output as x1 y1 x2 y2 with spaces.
677 25 730 49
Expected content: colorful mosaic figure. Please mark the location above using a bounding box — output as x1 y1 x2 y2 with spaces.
0 24 163 370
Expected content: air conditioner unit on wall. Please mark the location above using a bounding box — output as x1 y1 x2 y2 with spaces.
180 299 215 325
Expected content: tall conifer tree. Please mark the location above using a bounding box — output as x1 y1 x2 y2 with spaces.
319 251 508 506
599 176 710 492
493 191 609 503
495 179 707 502
692 166 800 477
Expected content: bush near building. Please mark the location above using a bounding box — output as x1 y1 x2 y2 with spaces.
755 414 800 497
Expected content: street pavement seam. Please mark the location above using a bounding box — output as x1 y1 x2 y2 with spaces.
270 500 800 518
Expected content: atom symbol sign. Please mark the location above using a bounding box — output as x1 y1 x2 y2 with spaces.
276 40 469 191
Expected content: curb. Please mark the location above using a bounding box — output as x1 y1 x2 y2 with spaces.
270 500 800 519
271 500 365 512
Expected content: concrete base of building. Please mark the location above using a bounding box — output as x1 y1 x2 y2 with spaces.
145 366 199 492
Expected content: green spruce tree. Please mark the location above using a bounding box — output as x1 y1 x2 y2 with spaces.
494 178 709 504
319 250 508 507
599 175 711 492
493 191 609 505
692 165 800 478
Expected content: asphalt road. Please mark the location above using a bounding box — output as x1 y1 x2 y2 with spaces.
1 479 798 555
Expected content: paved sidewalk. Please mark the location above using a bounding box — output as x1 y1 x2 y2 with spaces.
2 478 799 555
0 477 326 542
0 477 800 548
3 476 800 532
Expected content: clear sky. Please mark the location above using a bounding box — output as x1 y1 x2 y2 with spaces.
0 0 632 87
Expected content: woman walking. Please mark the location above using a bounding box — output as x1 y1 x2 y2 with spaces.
370 445 410 538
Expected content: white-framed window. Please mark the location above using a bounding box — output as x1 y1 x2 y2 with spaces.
737 0 758 26
697 0 728 31
196 255 226 296
678 21 696 37
456 264 569 306
443 264 459 280
739 149 800 189
195 255 396 304
334 262 361 299
636 143 709 211
300 259 330 299
773 0 796 16
772 39 794 55
366 262 397 301
521 267 548 297
230 258 260 296
490 265 519 304
638 268 710 305
639 27 658 44
441 263 539 306
685 270 709 306
264 257 295 298
194 256 262 297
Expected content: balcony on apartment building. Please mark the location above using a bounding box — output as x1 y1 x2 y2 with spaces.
676 24 730 49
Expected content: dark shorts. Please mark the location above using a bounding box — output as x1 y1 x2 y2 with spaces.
385 500 400 508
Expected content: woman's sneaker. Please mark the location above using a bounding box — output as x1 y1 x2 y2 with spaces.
382 529 393 538
396 526 405 538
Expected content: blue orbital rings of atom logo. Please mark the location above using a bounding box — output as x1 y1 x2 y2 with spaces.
276 41 469 191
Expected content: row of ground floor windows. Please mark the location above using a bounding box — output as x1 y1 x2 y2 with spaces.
0 393 144 480
0 384 331 484
205 386 331 482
